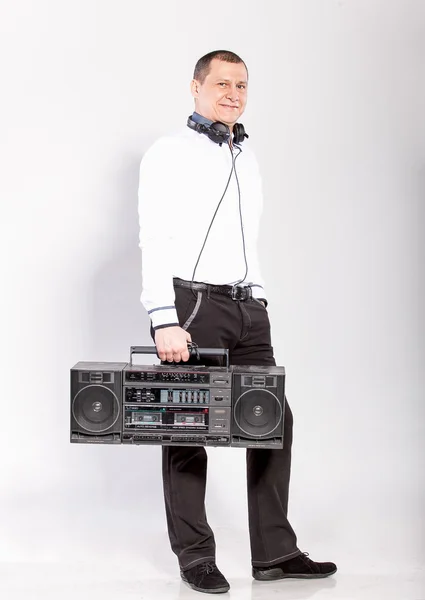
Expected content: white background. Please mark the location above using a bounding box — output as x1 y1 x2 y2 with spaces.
0 0 423 590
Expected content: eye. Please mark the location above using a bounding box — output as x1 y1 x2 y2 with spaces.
238 84 246 90
218 82 227 87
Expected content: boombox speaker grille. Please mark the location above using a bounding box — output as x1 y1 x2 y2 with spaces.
72 384 120 433
234 389 282 437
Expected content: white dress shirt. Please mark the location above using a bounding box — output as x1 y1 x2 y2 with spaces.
138 125 267 329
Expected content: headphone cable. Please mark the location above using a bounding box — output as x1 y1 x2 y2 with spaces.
190 140 236 296
190 141 246 298
231 143 248 286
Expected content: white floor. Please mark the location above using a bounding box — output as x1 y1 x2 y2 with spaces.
1 562 424 600
1 512 424 600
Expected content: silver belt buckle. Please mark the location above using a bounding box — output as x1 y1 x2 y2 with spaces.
231 285 240 300
231 285 250 301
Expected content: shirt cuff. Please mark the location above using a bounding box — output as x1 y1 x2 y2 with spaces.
148 306 179 329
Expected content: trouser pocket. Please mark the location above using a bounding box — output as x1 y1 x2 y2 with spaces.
175 288 204 330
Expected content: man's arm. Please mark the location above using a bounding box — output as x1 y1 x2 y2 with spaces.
138 137 191 361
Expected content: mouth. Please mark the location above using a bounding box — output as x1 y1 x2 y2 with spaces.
220 104 239 109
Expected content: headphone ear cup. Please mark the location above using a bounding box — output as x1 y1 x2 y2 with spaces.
187 115 202 134
208 122 230 144
233 123 246 145
196 123 209 135
187 116 233 145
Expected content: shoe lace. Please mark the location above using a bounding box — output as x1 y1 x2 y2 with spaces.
300 552 312 566
199 562 216 575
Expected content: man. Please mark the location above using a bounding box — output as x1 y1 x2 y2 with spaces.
138 50 336 594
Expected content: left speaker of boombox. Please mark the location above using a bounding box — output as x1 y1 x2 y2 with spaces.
70 362 127 443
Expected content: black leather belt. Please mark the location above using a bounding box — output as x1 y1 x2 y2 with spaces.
173 277 253 301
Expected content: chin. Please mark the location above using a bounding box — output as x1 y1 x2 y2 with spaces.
217 110 240 124
218 115 239 126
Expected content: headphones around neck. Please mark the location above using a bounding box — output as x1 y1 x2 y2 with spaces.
187 115 249 146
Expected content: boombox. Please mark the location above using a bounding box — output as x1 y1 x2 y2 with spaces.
70 345 285 449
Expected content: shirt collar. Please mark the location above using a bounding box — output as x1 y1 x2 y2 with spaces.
191 111 214 126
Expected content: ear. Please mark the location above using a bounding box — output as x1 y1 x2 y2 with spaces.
190 79 200 98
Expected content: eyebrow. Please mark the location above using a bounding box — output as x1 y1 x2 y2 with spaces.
216 78 248 84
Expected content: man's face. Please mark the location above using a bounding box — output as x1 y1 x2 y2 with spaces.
191 59 248 128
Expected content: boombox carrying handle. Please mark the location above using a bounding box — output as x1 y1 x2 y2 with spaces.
129 343 229 369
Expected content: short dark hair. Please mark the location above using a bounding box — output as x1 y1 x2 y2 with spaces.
193 50 248 84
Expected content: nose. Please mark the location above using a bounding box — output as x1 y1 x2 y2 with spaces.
226 84 239 102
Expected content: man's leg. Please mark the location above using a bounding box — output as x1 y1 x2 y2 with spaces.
151 285 239 571
161 444 216 570
230 298 301 566
232 298 336 579
245 406 300 566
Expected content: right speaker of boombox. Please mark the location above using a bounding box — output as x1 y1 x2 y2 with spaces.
231 366 285 448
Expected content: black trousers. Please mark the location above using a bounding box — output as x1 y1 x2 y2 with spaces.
151 283 300 571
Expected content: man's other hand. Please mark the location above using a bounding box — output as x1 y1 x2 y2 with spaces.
155 326 192 362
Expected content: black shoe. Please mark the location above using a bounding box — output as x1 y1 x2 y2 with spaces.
180 561 230 594
252 552 337 581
